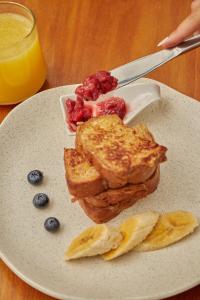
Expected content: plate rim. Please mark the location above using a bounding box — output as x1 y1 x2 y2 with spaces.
1 247 199 300
0 83 77 131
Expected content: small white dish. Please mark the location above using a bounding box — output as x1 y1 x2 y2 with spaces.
60 83 161 135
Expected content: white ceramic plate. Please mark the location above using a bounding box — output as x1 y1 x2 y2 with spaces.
0 78 200 300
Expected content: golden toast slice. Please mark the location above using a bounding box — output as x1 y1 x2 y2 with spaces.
82 167 160 208
78 167 160 223
76 115 167 188
64 148 106 198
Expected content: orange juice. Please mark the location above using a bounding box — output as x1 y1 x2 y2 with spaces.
0 10 46 104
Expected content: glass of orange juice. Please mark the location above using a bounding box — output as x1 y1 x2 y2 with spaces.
0 1 47 105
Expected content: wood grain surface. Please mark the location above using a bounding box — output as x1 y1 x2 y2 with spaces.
1 1 200 299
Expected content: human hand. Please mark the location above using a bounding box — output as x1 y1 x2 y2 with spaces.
158 0 200 48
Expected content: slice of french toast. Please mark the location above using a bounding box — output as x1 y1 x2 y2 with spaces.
64 148 106 197
82 167 160 208
76 115 167 188
78 166 160 223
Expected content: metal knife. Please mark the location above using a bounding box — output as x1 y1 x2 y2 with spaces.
111 34 200 88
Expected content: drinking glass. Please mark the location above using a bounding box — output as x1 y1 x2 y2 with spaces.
0 1 47 104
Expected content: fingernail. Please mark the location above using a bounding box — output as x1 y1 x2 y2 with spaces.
157 37 169 47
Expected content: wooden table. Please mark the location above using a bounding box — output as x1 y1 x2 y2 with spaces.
1 1 200 299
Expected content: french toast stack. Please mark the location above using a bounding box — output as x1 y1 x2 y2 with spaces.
64 115 167 223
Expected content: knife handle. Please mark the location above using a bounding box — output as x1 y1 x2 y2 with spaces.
176 34 200 55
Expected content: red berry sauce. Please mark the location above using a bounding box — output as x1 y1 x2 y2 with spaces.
65 71 127 132
75 71 118 101
96 97 126 119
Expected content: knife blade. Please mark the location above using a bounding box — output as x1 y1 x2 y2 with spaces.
111 34 200 88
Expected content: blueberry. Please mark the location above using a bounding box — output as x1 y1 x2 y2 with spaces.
27 170 43 185
33 193 49 208
44 217 60 232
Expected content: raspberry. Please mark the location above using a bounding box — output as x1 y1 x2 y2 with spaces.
68 122 77 132
75 71 118 101
66 98 76 113
96 97 126 119
95 71 110 81
66 71 120 131
83 76 100 87
82 106 92 121
65 97 93 131
75 82 100 101
69 109 84 123
95 71 118 93
75 97 84 108
100 77 117 94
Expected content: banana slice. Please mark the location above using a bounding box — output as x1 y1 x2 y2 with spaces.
103 211 159 260
65 224 122 260
135 211 199 251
